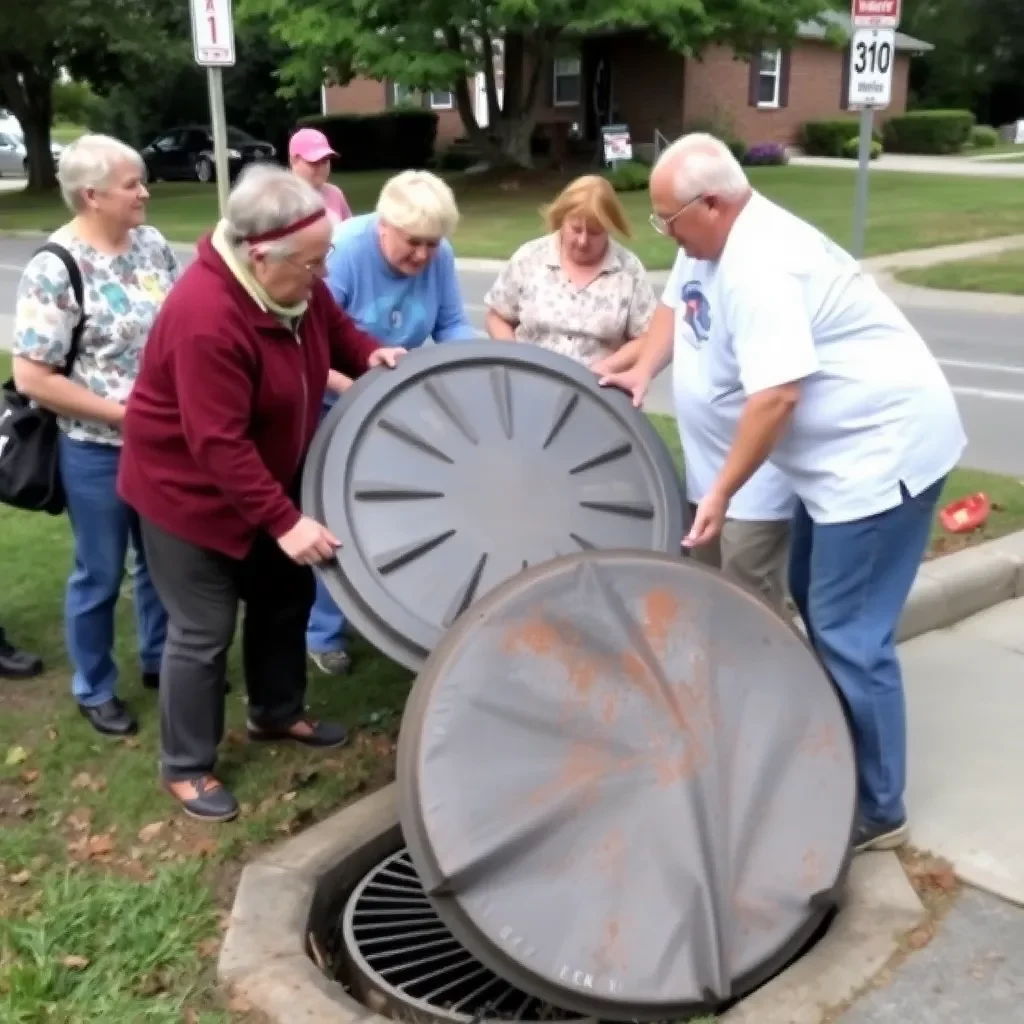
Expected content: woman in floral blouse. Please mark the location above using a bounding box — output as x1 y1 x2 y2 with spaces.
484 174 657 365
12 134 178 738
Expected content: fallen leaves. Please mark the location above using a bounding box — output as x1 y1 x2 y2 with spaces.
19 768 40 784
137 820 166 844
61 954 90 970
196 936 220 959
86 833 115 858
71 772 107 793
4 746 28 766
10 869 32 886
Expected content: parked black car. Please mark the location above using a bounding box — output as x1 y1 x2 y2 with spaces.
141 125 277 183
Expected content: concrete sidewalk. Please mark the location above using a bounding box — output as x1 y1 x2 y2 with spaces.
792 153 1024 178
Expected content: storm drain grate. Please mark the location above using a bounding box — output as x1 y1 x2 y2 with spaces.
339 848 587 1023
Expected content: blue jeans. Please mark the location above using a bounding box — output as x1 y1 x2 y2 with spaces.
306 394 349 654
59 435 167 707
788 476 945 828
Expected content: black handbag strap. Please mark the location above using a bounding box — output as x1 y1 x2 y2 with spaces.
34 242 86 378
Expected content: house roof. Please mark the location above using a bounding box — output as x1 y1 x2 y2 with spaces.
798 9 933 53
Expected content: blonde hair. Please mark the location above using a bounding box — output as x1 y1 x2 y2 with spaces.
543 175 632 238
376 170 460 239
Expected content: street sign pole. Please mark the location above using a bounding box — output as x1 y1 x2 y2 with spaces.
851 106 874 259
189 0 237 219
207 68 231 218
848 0 901 258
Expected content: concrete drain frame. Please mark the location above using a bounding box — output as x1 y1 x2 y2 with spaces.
218 784 926 1024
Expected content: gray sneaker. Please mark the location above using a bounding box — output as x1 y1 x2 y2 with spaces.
853 817 909 853
310 650 352 676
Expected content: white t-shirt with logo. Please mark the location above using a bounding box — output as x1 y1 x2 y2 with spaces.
664 251 796 522
679 192 966 524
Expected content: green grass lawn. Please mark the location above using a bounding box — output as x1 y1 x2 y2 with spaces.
895 246 1024 296
0 354 1020 1020
4 164 1024 268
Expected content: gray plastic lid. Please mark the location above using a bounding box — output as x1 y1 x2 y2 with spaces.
302 342 684 671
397 550 857 1020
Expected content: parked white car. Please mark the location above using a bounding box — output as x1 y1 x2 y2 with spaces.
0 130 64 177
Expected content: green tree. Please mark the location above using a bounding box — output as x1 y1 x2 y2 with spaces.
241 0 839 167
901 0 1024 124
0 0 173 190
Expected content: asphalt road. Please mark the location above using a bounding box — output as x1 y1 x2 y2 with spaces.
2 235 1022 476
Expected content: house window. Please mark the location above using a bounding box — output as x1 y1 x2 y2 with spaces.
552 56 582 107
429 90 454 110
391 82 417 106
757 48 782 108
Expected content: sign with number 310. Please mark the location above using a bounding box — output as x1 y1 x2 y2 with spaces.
190 0 237 67
847 27 895 109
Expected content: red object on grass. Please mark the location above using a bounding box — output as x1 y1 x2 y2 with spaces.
938 493 991 534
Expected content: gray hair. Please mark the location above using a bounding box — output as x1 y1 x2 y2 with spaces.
57 134 145 212
224 163 325 259
377 170 459 239
655 132 750 203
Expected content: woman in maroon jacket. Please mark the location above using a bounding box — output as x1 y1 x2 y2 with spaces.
118 165 405 822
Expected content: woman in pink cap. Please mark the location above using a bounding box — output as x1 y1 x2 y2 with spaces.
288 127 352 225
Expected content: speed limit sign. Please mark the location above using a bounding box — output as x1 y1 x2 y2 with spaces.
847 27 895 108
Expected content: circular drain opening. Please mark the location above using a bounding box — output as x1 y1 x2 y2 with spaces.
339 847 588 1023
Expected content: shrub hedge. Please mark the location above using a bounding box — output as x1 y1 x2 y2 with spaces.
968 124 1000 149
882 110 975 154
801 119 880 157
296 110 438 170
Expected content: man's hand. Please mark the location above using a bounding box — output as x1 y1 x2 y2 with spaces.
597 365 653 409
684 489 728 549
277 516 341 565
368 347 406 370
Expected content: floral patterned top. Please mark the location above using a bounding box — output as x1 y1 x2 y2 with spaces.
13 224 180 446
484 234 657 365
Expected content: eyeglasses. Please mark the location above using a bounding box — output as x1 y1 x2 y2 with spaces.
649 193 706 236
284 244 335 274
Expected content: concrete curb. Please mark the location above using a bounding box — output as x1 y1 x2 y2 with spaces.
899 530 1024 643
219 784 925 1024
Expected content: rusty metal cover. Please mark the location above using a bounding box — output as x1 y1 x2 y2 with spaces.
397 550 857 1020
302 342 684 672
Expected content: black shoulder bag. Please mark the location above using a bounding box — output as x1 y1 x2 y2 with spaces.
0 243 87 515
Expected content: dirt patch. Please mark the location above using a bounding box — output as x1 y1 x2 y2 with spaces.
821 848 961 1022
0 669 64 716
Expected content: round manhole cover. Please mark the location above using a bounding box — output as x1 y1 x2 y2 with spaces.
302 343 684 671
397 551 857 1020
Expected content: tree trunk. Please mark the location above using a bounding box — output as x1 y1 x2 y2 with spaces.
0 63 57 191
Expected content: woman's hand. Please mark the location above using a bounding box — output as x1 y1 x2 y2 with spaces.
367 347 406 370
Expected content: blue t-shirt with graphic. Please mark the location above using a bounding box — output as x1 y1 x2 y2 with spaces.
325 213 475 352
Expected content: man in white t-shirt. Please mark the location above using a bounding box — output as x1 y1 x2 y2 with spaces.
599 133 966 855
594 269 796 615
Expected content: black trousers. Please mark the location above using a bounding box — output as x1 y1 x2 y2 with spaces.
140 518 316 782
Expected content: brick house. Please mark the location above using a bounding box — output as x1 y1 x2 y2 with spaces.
322 12 931 153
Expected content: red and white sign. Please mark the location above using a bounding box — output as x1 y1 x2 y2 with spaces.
190 0 236 67
851 0 901 28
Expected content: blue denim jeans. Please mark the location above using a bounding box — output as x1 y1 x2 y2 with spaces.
59 435 167 707
306 393 349 654
788 476 945 828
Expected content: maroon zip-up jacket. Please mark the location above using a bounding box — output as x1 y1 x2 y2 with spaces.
117 234 380 559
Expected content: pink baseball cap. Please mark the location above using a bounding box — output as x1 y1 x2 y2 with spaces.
289 127 338 163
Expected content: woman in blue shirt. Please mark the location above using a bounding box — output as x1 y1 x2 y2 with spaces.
307 170 477 674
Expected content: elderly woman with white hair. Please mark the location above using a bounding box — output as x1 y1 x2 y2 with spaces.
12 133 175 738
117 164 406 822
306 168 477 676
